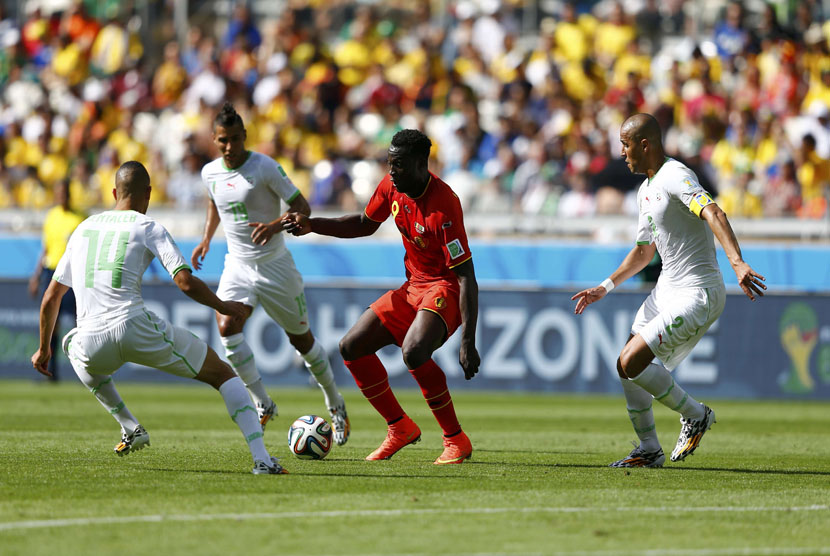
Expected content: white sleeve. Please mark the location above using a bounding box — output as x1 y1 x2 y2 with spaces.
667 168 715 218
143 220 190 278
52 236 74 287
201 166 216 201
635 189 652 245
262 157 300 203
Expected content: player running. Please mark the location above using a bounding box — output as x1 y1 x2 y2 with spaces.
283 129 480 464
572 113 766 467
191 102 349 445
32 161 287 475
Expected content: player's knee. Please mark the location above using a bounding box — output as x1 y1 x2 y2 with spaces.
401 343 429 370
616 357 628 379
339 336 356 362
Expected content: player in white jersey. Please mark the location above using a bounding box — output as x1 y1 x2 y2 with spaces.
572 114 766 467
191 102 349 445
31 161 288 475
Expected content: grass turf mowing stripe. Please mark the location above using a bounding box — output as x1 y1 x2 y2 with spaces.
2 505 827 532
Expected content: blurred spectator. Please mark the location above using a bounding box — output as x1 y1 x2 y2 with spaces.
223 4 261 51
166 150 205 210
717 168 763 218
762 159 801 217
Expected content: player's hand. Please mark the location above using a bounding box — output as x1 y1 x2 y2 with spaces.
28 274 40 299
191 241 210 271
459 341 480 380
733 261 766 301
281 213 311 236
571 286 608 315
219 300 248 321
31 347 53 377
248 221 280 245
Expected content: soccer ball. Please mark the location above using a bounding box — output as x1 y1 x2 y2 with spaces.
287 415 333 460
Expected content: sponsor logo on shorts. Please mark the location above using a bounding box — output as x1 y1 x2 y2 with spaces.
446 239 465 259
435 297 445 309
658 333 663 346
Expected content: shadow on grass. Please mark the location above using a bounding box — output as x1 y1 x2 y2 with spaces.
467 460 830 476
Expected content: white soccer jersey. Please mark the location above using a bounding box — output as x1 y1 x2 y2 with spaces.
53 210 190 327
201 152 300 261
635 158 723 289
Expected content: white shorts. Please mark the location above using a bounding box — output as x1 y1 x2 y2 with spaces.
216 251 309 335
62 309 208 378
632 280 726 371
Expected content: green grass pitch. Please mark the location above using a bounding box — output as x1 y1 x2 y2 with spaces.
1 379 829 556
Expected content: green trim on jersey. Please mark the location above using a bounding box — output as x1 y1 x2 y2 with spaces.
647 157 671 184
221 151 252 172
636 240 651 245
286 189 301 203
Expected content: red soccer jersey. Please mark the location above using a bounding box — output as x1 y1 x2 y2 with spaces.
364 173 472 285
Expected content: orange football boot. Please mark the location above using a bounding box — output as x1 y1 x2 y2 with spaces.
366 415 421 460
434 431 472 464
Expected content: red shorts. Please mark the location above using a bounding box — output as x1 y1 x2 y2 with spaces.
370 280 461 346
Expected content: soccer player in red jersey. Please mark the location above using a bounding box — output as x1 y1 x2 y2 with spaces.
282 129 480 464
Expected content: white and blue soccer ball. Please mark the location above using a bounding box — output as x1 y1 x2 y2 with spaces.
287 415 333 460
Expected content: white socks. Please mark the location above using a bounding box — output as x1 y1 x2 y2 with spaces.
75 368 140 433
300 340 340 408
219 377 271 463
631 363 705 420
221 333 270 406
620 377 660 452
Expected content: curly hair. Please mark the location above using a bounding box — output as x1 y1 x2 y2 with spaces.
390 129 432 160
214 101 244 130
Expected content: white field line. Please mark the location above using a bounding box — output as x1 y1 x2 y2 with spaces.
0 504 827 532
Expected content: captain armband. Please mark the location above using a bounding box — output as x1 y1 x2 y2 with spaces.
689 192 715 217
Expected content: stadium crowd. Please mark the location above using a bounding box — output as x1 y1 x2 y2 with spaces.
1 0 829 220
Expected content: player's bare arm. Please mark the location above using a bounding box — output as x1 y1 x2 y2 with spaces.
31 280 70 376
700 203 766 301
453 259 481 380
173 268 247 321
191 200 220 270
282 212 381 238
572 242 656 314
248 193 311 246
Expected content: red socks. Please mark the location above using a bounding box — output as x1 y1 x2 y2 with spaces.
344 355 404 423
409 360 461 437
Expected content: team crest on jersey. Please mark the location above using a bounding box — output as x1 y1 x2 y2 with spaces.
414 236 427 249
446 239 465 259
684 179 695 189
415 222 425 233
434 297 445 309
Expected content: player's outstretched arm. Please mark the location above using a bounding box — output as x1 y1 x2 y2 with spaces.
248 193 312 246
31 280 69 377
191 200 220 270
173 269 247 320
700 204 766 301
281 212 381 239
453 259 481 380
572 242 656 314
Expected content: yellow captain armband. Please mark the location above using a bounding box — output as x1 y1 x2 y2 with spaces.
689 191 714 217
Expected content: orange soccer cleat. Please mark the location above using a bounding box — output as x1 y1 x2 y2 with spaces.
434 430 472 465
365 415 421 460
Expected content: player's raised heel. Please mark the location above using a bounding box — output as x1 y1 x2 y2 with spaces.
329 398 351 447
434 431 473 465
114 425 150 457
671 404 715 462
257 399 278 432
366 416 421 460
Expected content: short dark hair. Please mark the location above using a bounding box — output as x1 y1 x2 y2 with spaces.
214 101 244 130
115 161 150 197
390 129 432 160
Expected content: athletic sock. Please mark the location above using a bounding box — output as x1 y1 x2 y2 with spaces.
409 360 461 436
631 363 705 420
218 377 271 463
220 333 270 406
299 340 340 408
344 355 404 423
620 377 660 452
74 368 140 433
